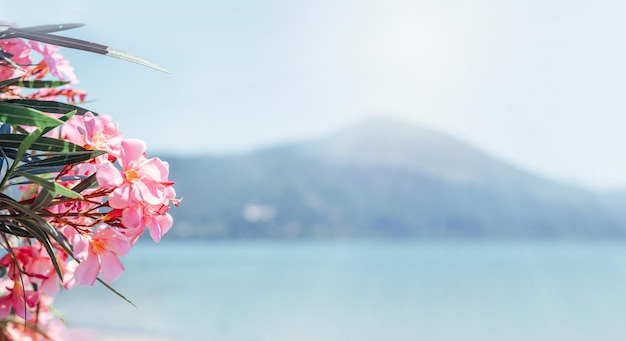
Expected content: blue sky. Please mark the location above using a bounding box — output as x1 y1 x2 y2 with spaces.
3 1 626 190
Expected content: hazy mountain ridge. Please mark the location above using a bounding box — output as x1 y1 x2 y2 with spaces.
164 119 626 239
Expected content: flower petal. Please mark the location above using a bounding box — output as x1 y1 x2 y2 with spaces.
120 139 146 168
74 248 100 286
0 295 12 319
99 251 124 283
97 161 124 188
136 180 165 205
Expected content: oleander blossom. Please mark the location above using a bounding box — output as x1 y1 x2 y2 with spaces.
28 41 78 83
119 186 177 243
73 227 131 286
96 139 177 242
0 278 39 320
0 22 31 80
62 112 122 161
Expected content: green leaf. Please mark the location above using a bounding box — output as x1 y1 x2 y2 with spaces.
71 173 97 194
0 77 21 88
41 110 77 136
0 54 25 73
96 278 137 308
15 171 83 200
0 220 33 238
0 194 72 254
17 150 105 169
8 29 167 73
9 167 64 180
15 217 64 280
16 80 70 89
53 109 77 123
41 219 74 258
0 103 64 128
0 194 69 280
4 99 97 116
30 188 53 211
14 129 44 169
1 128 44 189
0 134 88 152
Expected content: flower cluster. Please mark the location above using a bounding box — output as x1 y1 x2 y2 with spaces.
0 23 177 340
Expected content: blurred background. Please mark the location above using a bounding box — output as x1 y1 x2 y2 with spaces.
4 1 626 340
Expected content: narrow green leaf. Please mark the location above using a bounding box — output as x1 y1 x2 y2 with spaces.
41 110 77 136
8 29 167 73
15 217 64 281
15 171 83 200
0 134 87 152
0 77 21 88
4 99 97 116
0 103 64 128
1 128 43 189
0 194 66 280
30 188 53 211
71 173 97 194
0 53 25 73
9 166 64 178
13 171 55 192
18 151 105 169
42 220 74 258
16 80 70 88
106 47 168 73
96 278 137 308
14 129 43 169
0 193 73 257
0 220 33 238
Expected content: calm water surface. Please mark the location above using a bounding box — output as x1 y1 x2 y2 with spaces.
56 241 626 340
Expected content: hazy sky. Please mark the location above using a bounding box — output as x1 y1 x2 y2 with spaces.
3 1 626 190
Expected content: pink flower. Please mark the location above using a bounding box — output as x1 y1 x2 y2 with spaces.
29 41 78 83
0 244 76 300
73 227 131 286
0 23 31 80
0 246 37 279
62 112 122 160
0 278 39 320
81 113 122 154
2 294 67 340
29 247 77 295
97 139 173 208
121 201 174 243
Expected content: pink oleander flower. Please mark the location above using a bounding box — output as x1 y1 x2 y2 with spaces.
81 113 122 155
73 227 131 286
0 245 38 280
97 139 174 208
29 41 78 83
121 201 174 243
0 278 39 320
0 22 31 80
64 112 122 159
5 294 67 341
29 247 78 295
0 244 73 312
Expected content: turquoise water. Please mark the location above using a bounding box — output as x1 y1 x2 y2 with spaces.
56 241 626 340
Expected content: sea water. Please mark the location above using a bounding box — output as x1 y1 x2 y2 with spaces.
55 240 626 341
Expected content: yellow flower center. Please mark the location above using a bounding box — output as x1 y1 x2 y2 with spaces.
125 169 139 182
92 239 107 253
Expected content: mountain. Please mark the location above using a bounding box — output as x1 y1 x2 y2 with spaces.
163 118 626 239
